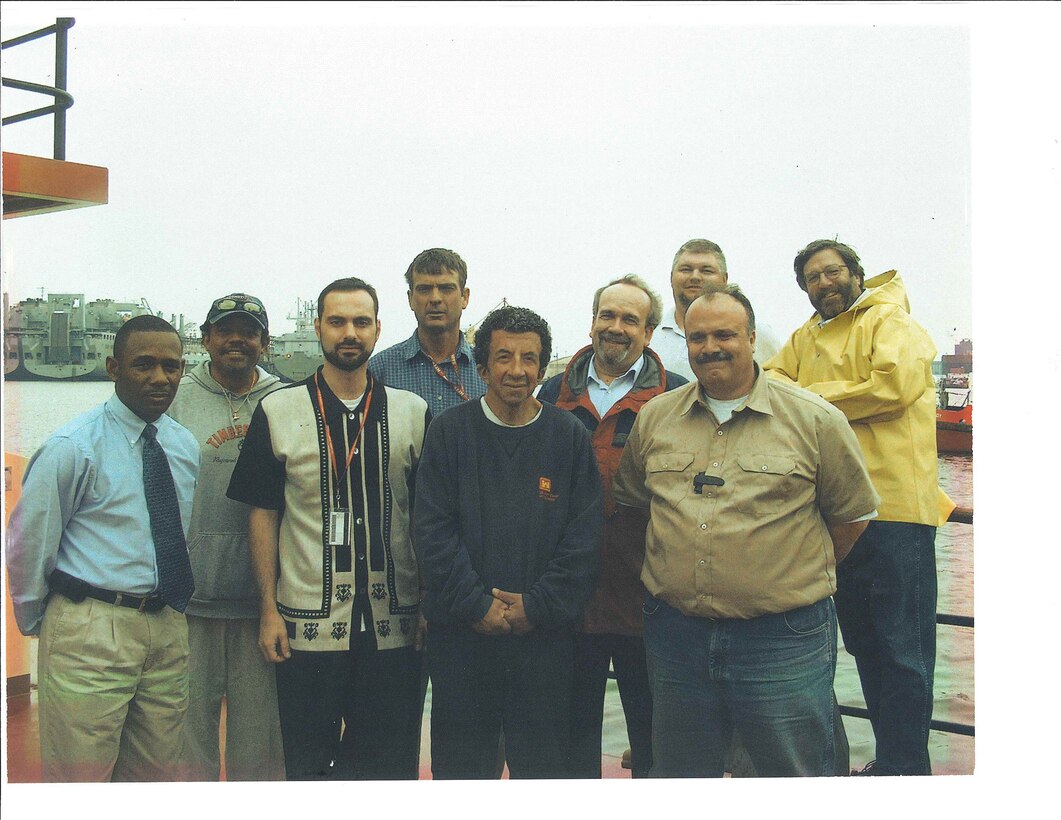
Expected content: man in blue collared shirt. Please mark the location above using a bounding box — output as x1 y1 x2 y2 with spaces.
368 247 490 775
5 315 199 782
369 248 486 417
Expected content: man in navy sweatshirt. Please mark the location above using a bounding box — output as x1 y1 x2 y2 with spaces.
415 305 603 779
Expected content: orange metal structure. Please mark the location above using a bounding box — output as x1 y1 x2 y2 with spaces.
2 151 108 219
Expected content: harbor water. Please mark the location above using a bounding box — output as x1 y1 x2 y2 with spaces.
2 380 974 774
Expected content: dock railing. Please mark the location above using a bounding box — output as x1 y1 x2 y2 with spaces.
834 503 975 738
1 17 76 160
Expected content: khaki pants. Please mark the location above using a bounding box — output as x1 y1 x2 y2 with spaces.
182 615 285 780
38 595 189 782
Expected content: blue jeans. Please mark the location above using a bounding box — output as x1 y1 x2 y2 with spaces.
834 520 937 775
643 595 837 778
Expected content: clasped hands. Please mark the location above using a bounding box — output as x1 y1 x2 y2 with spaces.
473 588 533 636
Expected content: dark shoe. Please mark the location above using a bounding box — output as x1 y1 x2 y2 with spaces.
852 760 879 776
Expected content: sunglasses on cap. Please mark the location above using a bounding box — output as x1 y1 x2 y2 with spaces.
213 298 264 314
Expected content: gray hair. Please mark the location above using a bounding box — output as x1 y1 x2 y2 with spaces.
591 274 663 329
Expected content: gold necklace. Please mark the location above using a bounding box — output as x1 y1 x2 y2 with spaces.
212 365 258 422
221 387 252 422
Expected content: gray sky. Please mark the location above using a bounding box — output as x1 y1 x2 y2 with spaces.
3 1 974 361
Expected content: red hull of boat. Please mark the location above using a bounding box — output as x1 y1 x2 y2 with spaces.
936 405 972 455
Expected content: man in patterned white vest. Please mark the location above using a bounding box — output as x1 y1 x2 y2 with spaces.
228 277 430 780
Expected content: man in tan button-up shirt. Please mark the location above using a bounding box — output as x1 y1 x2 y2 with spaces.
613 284 878 778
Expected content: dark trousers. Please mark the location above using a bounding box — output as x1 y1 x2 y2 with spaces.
429 625 574 779
834 520 937 775
567 632 653 778
274 630 422 780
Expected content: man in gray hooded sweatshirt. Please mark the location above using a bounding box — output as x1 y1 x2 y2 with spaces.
168 293 284 780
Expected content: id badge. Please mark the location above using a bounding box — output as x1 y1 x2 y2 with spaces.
328 509 349 546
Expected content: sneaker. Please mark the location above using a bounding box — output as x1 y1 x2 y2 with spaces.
852 760 879 776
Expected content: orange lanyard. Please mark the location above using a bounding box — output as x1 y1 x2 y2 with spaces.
430 354 469 402
314 372 374 492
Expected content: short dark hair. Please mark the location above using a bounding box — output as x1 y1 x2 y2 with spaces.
671 239 728 275
793 239 866 292
472 305 552 373
405 248 468 290
592 274 663 329
113 314 181 360
697 282 756 335
317 277 379 318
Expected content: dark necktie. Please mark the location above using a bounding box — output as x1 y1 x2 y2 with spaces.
142 423 195 611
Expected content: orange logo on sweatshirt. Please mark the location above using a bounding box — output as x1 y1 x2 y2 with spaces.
538 476 558 502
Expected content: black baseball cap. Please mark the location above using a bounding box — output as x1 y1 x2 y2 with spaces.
205 293 269 332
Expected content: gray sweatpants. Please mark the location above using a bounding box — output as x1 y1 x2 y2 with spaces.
182 615 285 781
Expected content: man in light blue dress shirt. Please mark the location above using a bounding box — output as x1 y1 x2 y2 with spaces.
538 275 687 777
5 314 200 782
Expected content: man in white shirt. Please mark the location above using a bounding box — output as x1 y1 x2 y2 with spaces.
653 238 780 380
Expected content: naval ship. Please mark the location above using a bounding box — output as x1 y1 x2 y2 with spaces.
263 297 324 383
3 292 207 381
4 292 154 381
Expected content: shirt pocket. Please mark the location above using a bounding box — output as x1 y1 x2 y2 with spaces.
645 451 696 508
735 453 798 516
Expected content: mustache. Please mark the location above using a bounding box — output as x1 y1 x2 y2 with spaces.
599 332 630 345
695 351 734 364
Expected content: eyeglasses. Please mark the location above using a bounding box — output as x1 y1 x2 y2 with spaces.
213 298 263 314
803 265 847 287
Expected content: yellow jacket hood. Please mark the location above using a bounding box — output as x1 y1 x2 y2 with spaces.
765 270 949 525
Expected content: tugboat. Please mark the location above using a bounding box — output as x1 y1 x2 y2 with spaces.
935 339 972 455
936 375 972 455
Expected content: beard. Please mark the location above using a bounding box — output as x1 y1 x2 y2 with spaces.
595 333 632 369
323 344 371 372
811 280 862 319
677 290 698 310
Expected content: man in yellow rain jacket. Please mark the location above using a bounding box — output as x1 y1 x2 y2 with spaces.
765 239 945 776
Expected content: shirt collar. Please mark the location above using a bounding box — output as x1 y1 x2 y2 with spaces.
742 365 774 415
106 392 155 446
675 364 773 418
479 396 542 427
312 366 374 420
587 353 645 390
399 329 474 363
659 304 681 332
